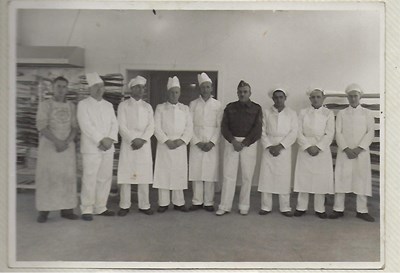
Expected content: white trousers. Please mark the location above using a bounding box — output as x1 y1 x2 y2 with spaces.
80 153 113 214
218 139 257 212
119 184 151 210
333 193 368 213
296 192 325 213
158 189 185 206
192 181 215 206
261 192 291 212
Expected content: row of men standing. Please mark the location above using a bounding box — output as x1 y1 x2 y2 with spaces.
34 72 375 223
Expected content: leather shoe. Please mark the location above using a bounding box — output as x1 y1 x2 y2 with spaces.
356 212 375 222
60 211 79 220
215 209 228 216
281 211 293 217
117 208 129 216
294 210 306 217
203 205 215 212
99 210 115 216
258 209 270 215
189 204 203 211
139 208 154 215
174 205 189 212
315 212 328 219
157 206 168 213
37 211 49 223
81 214 93 221
329 210 344 219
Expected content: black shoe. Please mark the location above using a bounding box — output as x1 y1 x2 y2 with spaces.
81 214 93 221
203 205 215 212
99 210 115 216
329 210 344 219
139 208 154 215
157 206 168 213
281 211 293 217
189 204 203 211
258 209 271 215
315 212 328 219
356 212 375 222
37 211 49 223
174 205 189 212
294 210 306 217
117 208 129 216
60 209 79 220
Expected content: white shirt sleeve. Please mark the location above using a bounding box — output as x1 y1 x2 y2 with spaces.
77 100 104 145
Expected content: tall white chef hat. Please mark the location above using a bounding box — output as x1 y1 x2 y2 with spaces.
128 75 147 89
345 83 364 95
306 88 325 97
268 88 288 98
86 72 103 87
167 76 180 90
197 72 212 86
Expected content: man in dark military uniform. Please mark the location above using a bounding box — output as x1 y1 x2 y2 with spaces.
216 80 262 216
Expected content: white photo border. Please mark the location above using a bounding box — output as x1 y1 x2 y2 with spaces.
7 0 385 270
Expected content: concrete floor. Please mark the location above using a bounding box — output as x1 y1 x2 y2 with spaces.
16 186 380 263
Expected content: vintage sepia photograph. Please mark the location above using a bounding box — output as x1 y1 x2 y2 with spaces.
8 1 384 269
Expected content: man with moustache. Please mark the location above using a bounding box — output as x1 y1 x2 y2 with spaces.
258 88 298 217
77 72 119 221
189 72 222 212
330 84 375 222
153 76 193 213
117 76 154 216
216 80 262 216
293 88 334 219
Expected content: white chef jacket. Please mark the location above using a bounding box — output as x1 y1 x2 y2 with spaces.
77 96 118 154
258 106 298 194
294 106 334 194
189 96 222 182
153 102 193 190
335 105 374 196
117 98 154 184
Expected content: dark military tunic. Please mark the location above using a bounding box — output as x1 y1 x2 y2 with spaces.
221 100 262 146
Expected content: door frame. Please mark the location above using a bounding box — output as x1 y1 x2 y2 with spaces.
119 63 226 103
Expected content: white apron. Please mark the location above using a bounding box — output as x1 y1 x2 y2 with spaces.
153 102 193 190
334 105 374 196
294 107 334 194
35 100 78 211
258 106 298 194
117 98 154 184
188 97 222 182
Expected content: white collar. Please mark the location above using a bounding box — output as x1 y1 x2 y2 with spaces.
88 96 103 103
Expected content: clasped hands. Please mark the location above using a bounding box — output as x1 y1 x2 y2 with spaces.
306 145 320 157
231 139 245 152
344 147 364 159
98 137 114 151
130 138 146 150
196 141 215 152
54 139 69 153
165 139 186 150
268 144 284 157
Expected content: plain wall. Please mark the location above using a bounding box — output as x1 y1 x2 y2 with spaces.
17 9 381 110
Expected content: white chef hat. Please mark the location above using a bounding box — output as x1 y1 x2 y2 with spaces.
167 76 180 90
128 75 147 89
197 72 212 86
86 72 103 87
345 83 364 95
268 88 288 98
306 88 325 96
